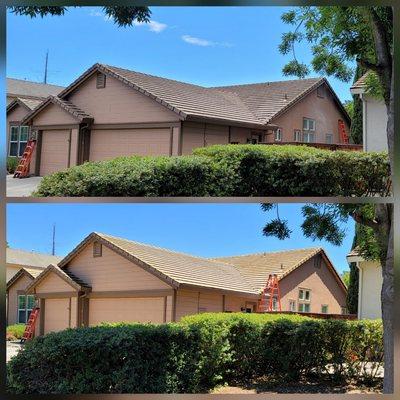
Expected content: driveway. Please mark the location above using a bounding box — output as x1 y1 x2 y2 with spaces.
6 175 43 197
6 341 23 362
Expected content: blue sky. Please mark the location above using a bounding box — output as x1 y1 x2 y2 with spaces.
7 6 353 101
7 203 355 274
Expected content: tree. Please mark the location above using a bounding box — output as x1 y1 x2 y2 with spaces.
350 64 366 144
278 6 393 393
262 202 393 392
341 270 350 287
8 6 151 27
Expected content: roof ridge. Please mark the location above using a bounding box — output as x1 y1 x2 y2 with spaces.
214 247 322 259
210 77 324 89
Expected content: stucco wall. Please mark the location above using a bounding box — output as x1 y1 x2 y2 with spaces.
270 84 350 144
358 260 382 319
65 242 171 292
7 274 33 325
35 272 74 293
278 255 347 314
67 73 180 124
32 103 77 126
363 94 388 152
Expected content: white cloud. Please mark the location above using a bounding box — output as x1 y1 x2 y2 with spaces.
181 35 233 48
133 19 167 33
89 10 103 18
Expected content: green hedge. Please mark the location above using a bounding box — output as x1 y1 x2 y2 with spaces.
6 324 26 341
181 313 383 386
7 157 19 174
7 314 383 394
34 145 390 197
7 323 202 394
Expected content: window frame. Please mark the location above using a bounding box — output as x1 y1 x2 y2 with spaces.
9 125 30 157
274 128 282 142
294 129 302 142
303 117 316 132
17 294 35 324
326 133 333 144
298 303 311 313
289 299 296 312
321 304 328 314
303 131 315 143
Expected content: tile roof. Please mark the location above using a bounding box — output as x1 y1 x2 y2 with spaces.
19 97 44 110
6 267 44 290
210 78 324 124
55 63 344 128
351 73 369 91
7 78 64 99
215 248 323 292
7 248 62 269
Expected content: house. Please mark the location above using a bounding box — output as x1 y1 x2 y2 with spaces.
6 78 64 158
346 248 382 319
22 232 347 336
17 63 351 176
6 248 62 325
6 247 62 282
350 72 388 152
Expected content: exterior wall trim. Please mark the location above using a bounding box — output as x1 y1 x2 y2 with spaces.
87 289 174 298
91 122 181 130
35 291 79 298
179 283 259 299
32 124 80 130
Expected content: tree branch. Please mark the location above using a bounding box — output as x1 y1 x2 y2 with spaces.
350 211 379 229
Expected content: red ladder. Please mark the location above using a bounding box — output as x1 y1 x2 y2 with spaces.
258 274 282 312
13 139 36 178
338 119 349 144
21 307 40 343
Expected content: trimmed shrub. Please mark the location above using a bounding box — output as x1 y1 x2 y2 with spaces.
7 157 19 174
34 145 390 197
6 324 25 341
7 323 202 394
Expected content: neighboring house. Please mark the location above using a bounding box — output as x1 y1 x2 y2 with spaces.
18 63 351 176
6 248 62 325
6 78 64 158
24 232 347 336
350 73 388 152
347 248 382 319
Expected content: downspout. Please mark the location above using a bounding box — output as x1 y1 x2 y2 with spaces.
356 262 363 319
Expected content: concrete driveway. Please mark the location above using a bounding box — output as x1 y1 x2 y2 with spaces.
6 175 43 197
6 341 23 362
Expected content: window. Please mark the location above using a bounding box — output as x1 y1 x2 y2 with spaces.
9 125 30 157
326 134 333 144
321 305 328 314
341 307 348 315
18 294 35 323
93 241 102 257
299 289 311 301
294 130 301 142
303 132 315 143
289 300 296 312
96 72 106 89
303 118 316 132
274 128 282 142
272 297 278 311
298 303 310 313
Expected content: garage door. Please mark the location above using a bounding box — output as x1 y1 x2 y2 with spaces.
89 297 165 326
89 128 171 161
40 130 70 176
44 298 70 334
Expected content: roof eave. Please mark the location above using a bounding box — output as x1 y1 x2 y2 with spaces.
185 114 270 130
179 282 260 298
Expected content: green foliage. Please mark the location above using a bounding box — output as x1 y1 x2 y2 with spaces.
365 71 385 101
7 157 19 174
343 100 354 119
9 6 151 27
350 64 366 144
347 262 359 314
279 7 391 82
6 324 25 340
341 271 350 287
34 145 390 197
7 323 202 394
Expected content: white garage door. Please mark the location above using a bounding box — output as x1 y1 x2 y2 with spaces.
40 130 70 176
44 298 70 334
89 297 165 326
89 128 171 161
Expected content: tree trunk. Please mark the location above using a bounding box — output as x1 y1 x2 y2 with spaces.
375 203 394 393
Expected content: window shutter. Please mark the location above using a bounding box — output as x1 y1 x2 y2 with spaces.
93 241 102 257
96 72 106 89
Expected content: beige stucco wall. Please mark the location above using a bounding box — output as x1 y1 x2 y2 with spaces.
34 272 74 293
32 103 77 126
181 121 263 155
65 242 171 292
278 256 347 314
358 260 382 319
7 274 33 325
67 73 180 124
270 84 350 144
